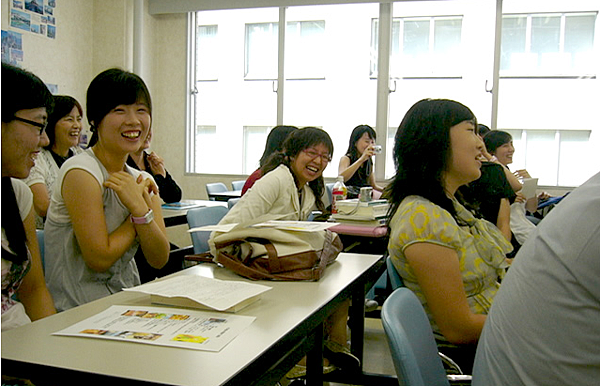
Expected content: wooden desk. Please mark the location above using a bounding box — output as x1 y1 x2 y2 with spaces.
208 190 241 202
2 253 386 386
161 200 227 227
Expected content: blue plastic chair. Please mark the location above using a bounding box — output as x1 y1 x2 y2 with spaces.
325 182 334 205
205 182 228 201
227 197 240 209
386 254 404 290
381 287 451 386
36 229 45 272
187 206 229 254
231 180 246 191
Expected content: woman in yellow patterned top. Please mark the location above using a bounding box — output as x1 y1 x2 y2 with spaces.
384 99 512 372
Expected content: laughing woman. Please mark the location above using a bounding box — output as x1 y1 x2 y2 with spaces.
212 127 359 378
24 95 84 228
385 99 512 372
2 63 56 331
44 68 169 312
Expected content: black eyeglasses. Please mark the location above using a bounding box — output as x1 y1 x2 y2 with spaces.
13 116 48 135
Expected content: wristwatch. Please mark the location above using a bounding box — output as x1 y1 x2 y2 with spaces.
130 209 154 224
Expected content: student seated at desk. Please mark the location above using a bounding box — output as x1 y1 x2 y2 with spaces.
44 68 170 312
23 95 85 229
385 99 512 372
212 127 359 378
1 63 56 331
338 124 383 199
241 125 297 196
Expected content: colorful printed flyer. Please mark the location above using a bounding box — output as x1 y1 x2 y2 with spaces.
53 305 255 352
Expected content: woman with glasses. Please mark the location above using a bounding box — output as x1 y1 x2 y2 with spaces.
24 95 84 228
218 127 332 224
44 68 170 312
212 127 359 378
338 124 384 199
1 63 56 331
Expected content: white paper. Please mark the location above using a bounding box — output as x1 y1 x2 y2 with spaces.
124 275 271 311
521 178 538 199
53 305 255 352
189 220 337 233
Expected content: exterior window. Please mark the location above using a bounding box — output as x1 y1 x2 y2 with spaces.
501 12 596 76
243 126 270 174
193 126 217 173
245 23 278 79
505 129 592 186
372 16 463 78
197 25 219 80
245 20 326 80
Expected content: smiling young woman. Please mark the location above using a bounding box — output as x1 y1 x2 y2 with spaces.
1 63 56 332
43 68 170 312
384 98 513 372
23 95 85 227
212 127 360 377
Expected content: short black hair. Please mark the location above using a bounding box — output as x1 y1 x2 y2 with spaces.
2 63 53 123
44 95 83 149
86 68 152 146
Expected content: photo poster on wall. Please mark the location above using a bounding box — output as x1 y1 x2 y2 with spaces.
1 29 23 65
9 0 56 39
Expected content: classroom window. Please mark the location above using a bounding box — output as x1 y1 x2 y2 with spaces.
187 1 599 187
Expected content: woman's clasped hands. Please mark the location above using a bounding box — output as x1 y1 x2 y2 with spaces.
103 171 158 217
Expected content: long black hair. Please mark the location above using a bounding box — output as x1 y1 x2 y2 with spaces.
259 125 298 167
384 99 477 225
261 127 333 212
86 68 152 147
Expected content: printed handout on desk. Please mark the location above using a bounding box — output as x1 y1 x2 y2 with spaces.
124 275 272 312
53 305 255 352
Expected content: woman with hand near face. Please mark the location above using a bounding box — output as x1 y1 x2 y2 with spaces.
24 95 84 228
338 124 383 198
44 68 169 312
1 63 56 331
385 99 512 372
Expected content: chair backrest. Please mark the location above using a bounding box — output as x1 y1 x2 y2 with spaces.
386 254 404 290
325 182 334 205
205 182 228 200
227 197 240 209
36 229 45 272
381 287 450 386
187 206 229 254
231 180 246 191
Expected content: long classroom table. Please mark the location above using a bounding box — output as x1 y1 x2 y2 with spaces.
2 253 389 386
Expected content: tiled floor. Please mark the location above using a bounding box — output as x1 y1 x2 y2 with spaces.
279 316 396 386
